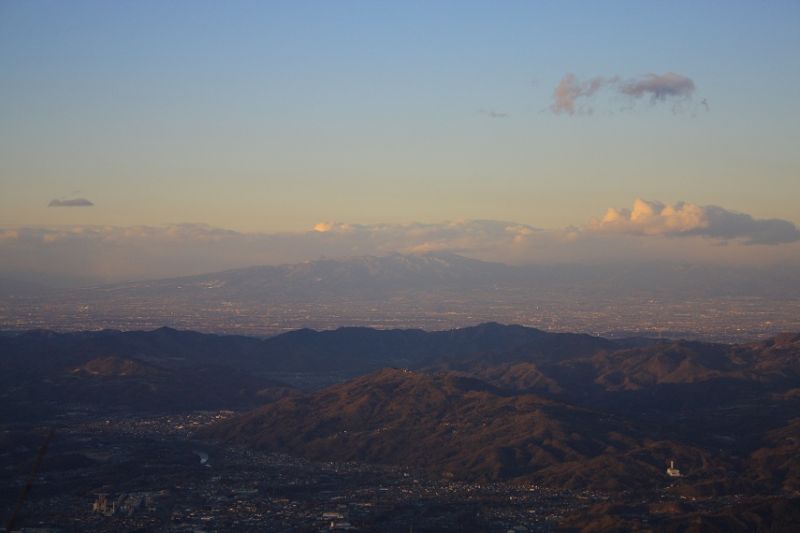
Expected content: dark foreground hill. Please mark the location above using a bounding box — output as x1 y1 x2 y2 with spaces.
0 322 625 418
202 368 717 491
0 321 620 374
197 328 800 495
3 323 800 496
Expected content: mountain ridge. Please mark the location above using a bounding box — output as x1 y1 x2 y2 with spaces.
3 323 800 492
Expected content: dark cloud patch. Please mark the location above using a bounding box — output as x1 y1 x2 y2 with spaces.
619 72 695 102
48 198 94 207
550 72 702 115
695 206 800 245
479 109 510 118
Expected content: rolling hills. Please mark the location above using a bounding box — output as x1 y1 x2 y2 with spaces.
3 323 799 495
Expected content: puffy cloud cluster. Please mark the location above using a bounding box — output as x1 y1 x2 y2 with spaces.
310 219 540 254
0 202 797 285
550 72 699 115
593 199 800 245
308 220 547 261
0 221 545 284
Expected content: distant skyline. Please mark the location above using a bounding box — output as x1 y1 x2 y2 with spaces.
1 1 799 282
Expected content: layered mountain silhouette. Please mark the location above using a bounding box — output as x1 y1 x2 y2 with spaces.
6 251 800 299
3 323 799 493
204 368 716 490
0 322 626 378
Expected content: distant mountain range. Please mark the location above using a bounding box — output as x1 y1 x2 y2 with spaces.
0 322 624 377
3 252 798 340
90 252 518 298
4 252 800 299
3 323 800 494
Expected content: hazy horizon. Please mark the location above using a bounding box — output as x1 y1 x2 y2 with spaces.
1 1 798 334
2 1 799 286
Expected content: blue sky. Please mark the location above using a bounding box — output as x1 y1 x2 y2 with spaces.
1 1 798 237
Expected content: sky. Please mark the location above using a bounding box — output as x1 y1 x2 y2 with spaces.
1 1 799 283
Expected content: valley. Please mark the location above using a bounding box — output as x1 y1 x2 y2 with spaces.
2 324 799 530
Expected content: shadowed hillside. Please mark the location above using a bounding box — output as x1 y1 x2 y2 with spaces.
2 324 799 494
203 368 716 490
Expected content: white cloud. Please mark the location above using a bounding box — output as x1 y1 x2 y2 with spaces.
592 199 800 244
0 201 798 284
307 220 543 256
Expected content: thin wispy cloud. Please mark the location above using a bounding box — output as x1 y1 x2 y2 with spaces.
550 72 703 115
479 109 510 118
550 74 616 115
48 198 94 207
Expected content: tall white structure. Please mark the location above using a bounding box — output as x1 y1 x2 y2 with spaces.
666 460 681 477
